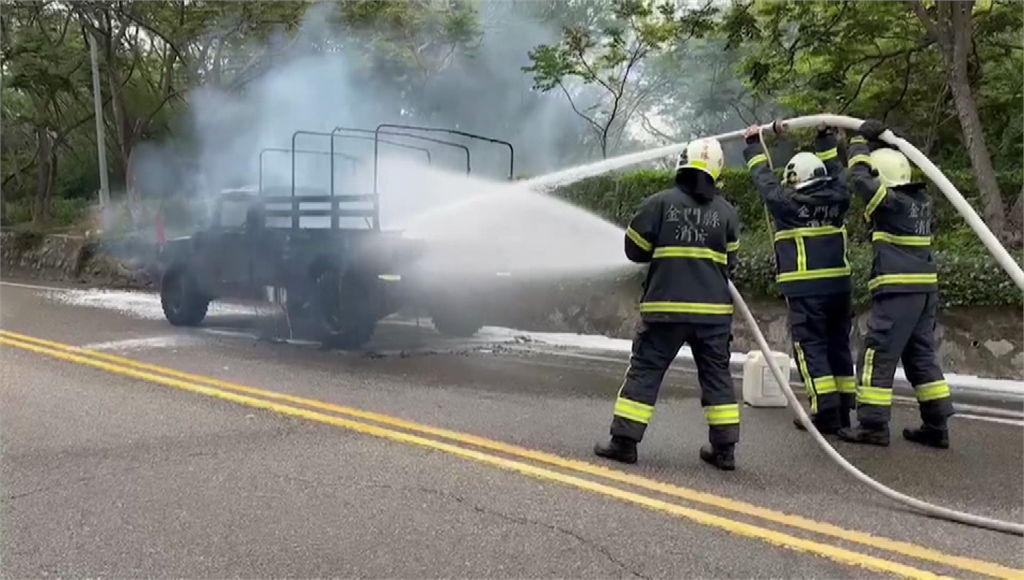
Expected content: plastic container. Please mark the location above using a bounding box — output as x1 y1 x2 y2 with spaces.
742 350 791 408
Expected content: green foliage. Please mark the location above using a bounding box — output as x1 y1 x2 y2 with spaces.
334 0 482 90
722 0 1023 177
524 0 718 157
550 166 1024 307
4 197 88 228
0 0 1019 306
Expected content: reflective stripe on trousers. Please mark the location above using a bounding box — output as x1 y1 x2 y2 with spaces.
837 376 857 394
614 396 654 424
703 403 740 426
914 380 951 402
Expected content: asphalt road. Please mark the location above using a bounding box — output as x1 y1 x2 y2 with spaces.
1 280 1022 579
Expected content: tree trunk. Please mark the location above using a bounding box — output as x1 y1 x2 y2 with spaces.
1006 184 1024 247
944 1 1005 237
31 126 53 226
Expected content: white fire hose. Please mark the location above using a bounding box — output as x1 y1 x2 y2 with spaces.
730 280 1023 536
527 115 1024 535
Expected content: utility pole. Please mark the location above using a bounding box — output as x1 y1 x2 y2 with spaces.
87 29 110 230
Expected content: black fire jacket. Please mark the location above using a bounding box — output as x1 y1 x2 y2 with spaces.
625 170 740 325
742 129 852 298
847 136 938 295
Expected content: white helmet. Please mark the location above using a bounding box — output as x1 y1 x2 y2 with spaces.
675 137 725 181
869 148 912 187
783 152 827 189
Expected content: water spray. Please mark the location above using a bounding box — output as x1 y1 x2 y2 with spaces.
526 115 1024 535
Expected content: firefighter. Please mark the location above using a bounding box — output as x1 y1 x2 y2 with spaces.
838 119 954 448
741 121 856 433
594 137 742 471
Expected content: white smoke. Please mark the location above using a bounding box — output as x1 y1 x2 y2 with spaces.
132 0 601 205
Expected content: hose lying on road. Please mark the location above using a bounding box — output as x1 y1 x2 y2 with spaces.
722 114 1023 536
729 281 1024 536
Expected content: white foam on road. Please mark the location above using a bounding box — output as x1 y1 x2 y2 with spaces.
39 287 254 320
474 326 1024 397
82 335 201 352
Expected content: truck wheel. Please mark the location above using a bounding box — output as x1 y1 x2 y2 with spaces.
430 303 483 338
161 266 209 326
313 267 377 350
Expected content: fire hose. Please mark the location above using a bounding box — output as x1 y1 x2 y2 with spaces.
526 114 1024 536
738 115 1022 536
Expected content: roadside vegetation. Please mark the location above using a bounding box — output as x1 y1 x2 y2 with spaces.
2 0 1020 306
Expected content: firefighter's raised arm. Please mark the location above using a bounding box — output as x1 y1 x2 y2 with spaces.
814 123 848 193
742 124 786 209
847 119 892 223
726 207 741 279
624 194 660 263
812 123 851 213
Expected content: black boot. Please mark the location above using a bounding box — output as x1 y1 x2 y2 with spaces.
699 444 736 471
793 408 841 434
903 424 949 449
594 435 638 464
837 423 890 447
839 410 852 429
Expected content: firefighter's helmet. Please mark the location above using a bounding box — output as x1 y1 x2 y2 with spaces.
869 147 913 188
675 138 725 181
784 152 827 189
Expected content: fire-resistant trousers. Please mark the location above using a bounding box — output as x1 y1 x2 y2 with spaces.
787 293 857 419
610 321 739 448
856 292 955 426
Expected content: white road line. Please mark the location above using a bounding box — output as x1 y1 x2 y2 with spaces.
951 414 1024 427
0 280 69 291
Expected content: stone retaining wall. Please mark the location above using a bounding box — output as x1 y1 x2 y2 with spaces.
0 230 155 289
487 272 1024 381
2 231 1020 380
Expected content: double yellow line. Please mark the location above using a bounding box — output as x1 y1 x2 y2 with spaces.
1 329 1020 580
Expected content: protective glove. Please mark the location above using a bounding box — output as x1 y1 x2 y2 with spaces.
859 119 886 141
743 125 761 145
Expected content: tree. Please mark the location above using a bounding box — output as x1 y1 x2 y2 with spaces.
523 0 717 158
725 0 1022 238
331 0 482 109
908 0 1014 238
635 36 788 145
1 2 88 224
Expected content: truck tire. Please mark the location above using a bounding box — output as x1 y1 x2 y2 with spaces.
312 267 377 350
161 266 209 326
430 302 483 338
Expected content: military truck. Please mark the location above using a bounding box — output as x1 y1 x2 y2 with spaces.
157 124 515 348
